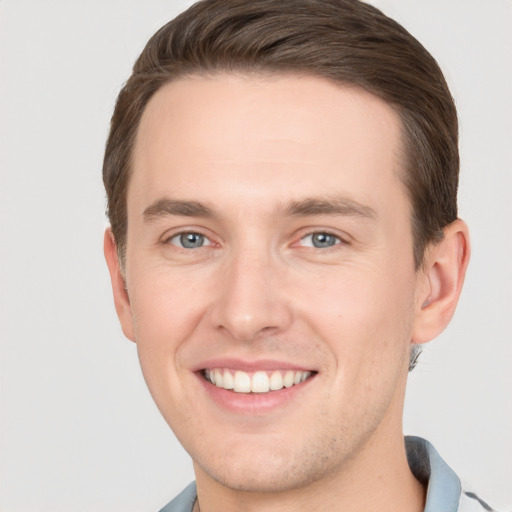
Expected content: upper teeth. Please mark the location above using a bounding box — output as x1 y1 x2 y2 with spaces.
204 368 312 393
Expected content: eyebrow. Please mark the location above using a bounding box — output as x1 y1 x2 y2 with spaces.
142 196 376 222
143 198 214 221
282 197 376 219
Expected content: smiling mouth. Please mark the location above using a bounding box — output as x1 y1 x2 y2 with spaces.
202 368 315 393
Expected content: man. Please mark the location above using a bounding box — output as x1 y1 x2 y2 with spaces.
102 1 490 511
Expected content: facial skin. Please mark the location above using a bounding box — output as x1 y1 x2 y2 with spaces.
105 74 469 511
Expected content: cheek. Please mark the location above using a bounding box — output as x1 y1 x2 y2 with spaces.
303 267 413 419
129 264 208 342
126 267 209 399
295 263 416 371
127 271 206 431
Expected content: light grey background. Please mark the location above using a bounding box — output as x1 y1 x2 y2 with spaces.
0 1 510 511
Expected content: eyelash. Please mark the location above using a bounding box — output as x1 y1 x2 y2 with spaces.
163 229 347 251
165 231 213 249
297 231 344 249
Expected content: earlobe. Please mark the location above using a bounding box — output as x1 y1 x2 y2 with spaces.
103 228 136 342
411 219 470 345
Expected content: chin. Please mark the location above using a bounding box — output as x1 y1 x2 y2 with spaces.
192 435 344 494
200 460 318 493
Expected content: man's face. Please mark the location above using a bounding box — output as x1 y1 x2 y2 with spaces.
118 74 425 491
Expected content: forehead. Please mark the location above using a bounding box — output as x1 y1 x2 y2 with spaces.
130 73 406 215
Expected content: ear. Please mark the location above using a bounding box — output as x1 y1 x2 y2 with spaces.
103 228 136 342
411 219 470 344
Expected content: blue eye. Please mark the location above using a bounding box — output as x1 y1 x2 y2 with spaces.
169 232 211 249
300 232 341 248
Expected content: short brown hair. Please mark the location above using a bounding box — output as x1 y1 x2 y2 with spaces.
103 0 458 269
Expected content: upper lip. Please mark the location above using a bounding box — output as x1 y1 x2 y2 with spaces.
191 357 316 373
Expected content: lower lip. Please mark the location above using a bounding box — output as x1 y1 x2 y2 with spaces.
196 372 316 415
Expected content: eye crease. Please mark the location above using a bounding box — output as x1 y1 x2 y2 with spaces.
300 232 341 248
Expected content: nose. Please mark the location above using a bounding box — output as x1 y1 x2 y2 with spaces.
208 249 293 342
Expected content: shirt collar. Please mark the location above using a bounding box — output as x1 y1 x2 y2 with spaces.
406 436 462 512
